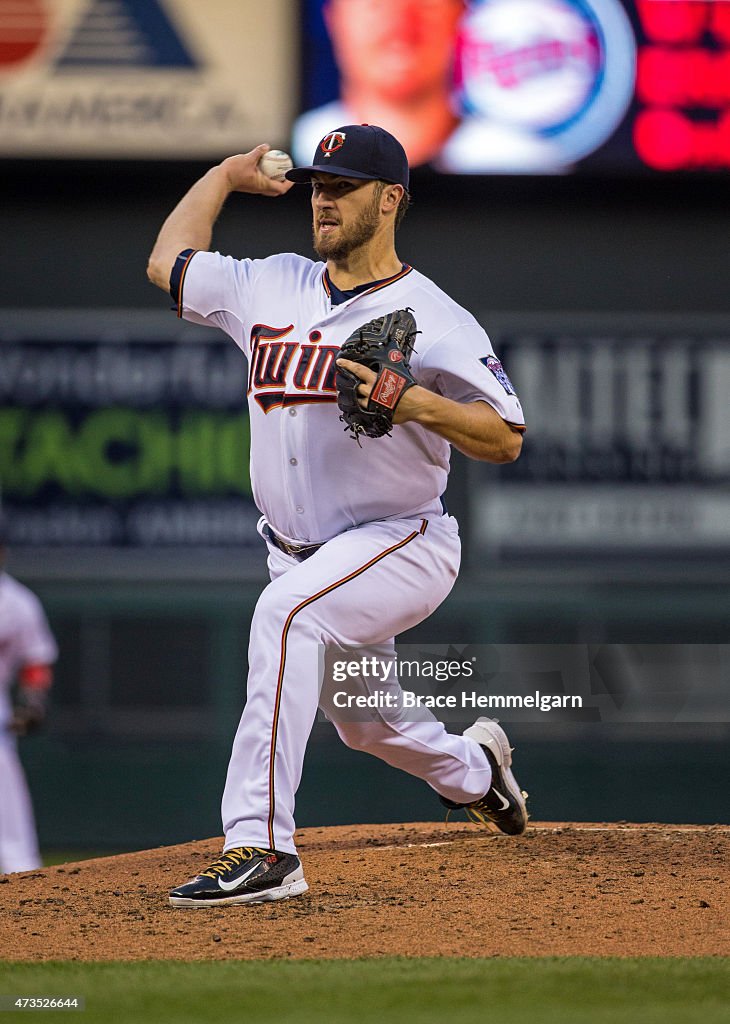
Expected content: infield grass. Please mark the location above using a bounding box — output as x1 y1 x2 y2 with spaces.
0 958 727 1023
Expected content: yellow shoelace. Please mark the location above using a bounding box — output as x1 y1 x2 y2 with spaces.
443 791 530 828
200 847 270 879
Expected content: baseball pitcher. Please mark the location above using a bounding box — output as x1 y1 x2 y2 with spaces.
147 125 528 907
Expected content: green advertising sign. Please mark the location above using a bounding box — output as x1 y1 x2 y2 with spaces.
0 338 258 547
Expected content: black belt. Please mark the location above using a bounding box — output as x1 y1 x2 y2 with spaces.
263 524 323 561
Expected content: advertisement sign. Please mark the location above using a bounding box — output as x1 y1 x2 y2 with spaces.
473 316 730 556
0 320 259 548
0 0 296 157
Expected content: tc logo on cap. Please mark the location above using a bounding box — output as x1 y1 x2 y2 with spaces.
320 131 346 156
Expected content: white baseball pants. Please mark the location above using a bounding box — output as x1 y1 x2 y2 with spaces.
0 735 42 873
221 513 491 855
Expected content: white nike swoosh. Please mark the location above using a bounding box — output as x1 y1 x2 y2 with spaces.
217 861 261 892
492 788 511 811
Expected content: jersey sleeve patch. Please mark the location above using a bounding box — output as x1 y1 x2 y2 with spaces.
480 355 517 396
169 248 198 316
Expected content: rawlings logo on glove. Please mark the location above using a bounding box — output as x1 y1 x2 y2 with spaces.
335 308 419 441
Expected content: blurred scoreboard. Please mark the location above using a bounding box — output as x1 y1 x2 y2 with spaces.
1 1 729 172
297 0 730 175
633 0 730 171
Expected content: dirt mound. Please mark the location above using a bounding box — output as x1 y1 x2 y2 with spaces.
1 822 728 960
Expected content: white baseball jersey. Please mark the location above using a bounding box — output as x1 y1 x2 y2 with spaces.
0 573 58 730
176 251 524 544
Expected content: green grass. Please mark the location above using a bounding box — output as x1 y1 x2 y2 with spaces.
0 958 727 1024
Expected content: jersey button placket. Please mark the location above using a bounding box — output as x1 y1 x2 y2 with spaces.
290 457 302 512
282 403 308 527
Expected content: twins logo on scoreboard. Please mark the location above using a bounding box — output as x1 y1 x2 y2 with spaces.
457 0 637 164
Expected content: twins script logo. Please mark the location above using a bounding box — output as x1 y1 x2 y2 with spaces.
457 0 636 165
247 325 340 412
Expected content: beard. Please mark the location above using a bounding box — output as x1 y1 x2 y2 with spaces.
312 191 381 262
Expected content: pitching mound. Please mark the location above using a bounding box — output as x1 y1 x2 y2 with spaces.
2 822 728 960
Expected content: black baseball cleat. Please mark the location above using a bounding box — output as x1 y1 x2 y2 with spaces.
169 846 308 907
440 718 529 836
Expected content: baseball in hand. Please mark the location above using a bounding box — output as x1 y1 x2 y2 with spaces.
258 149 293 182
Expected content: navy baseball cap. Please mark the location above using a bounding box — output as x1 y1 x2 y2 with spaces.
286 125 409 190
